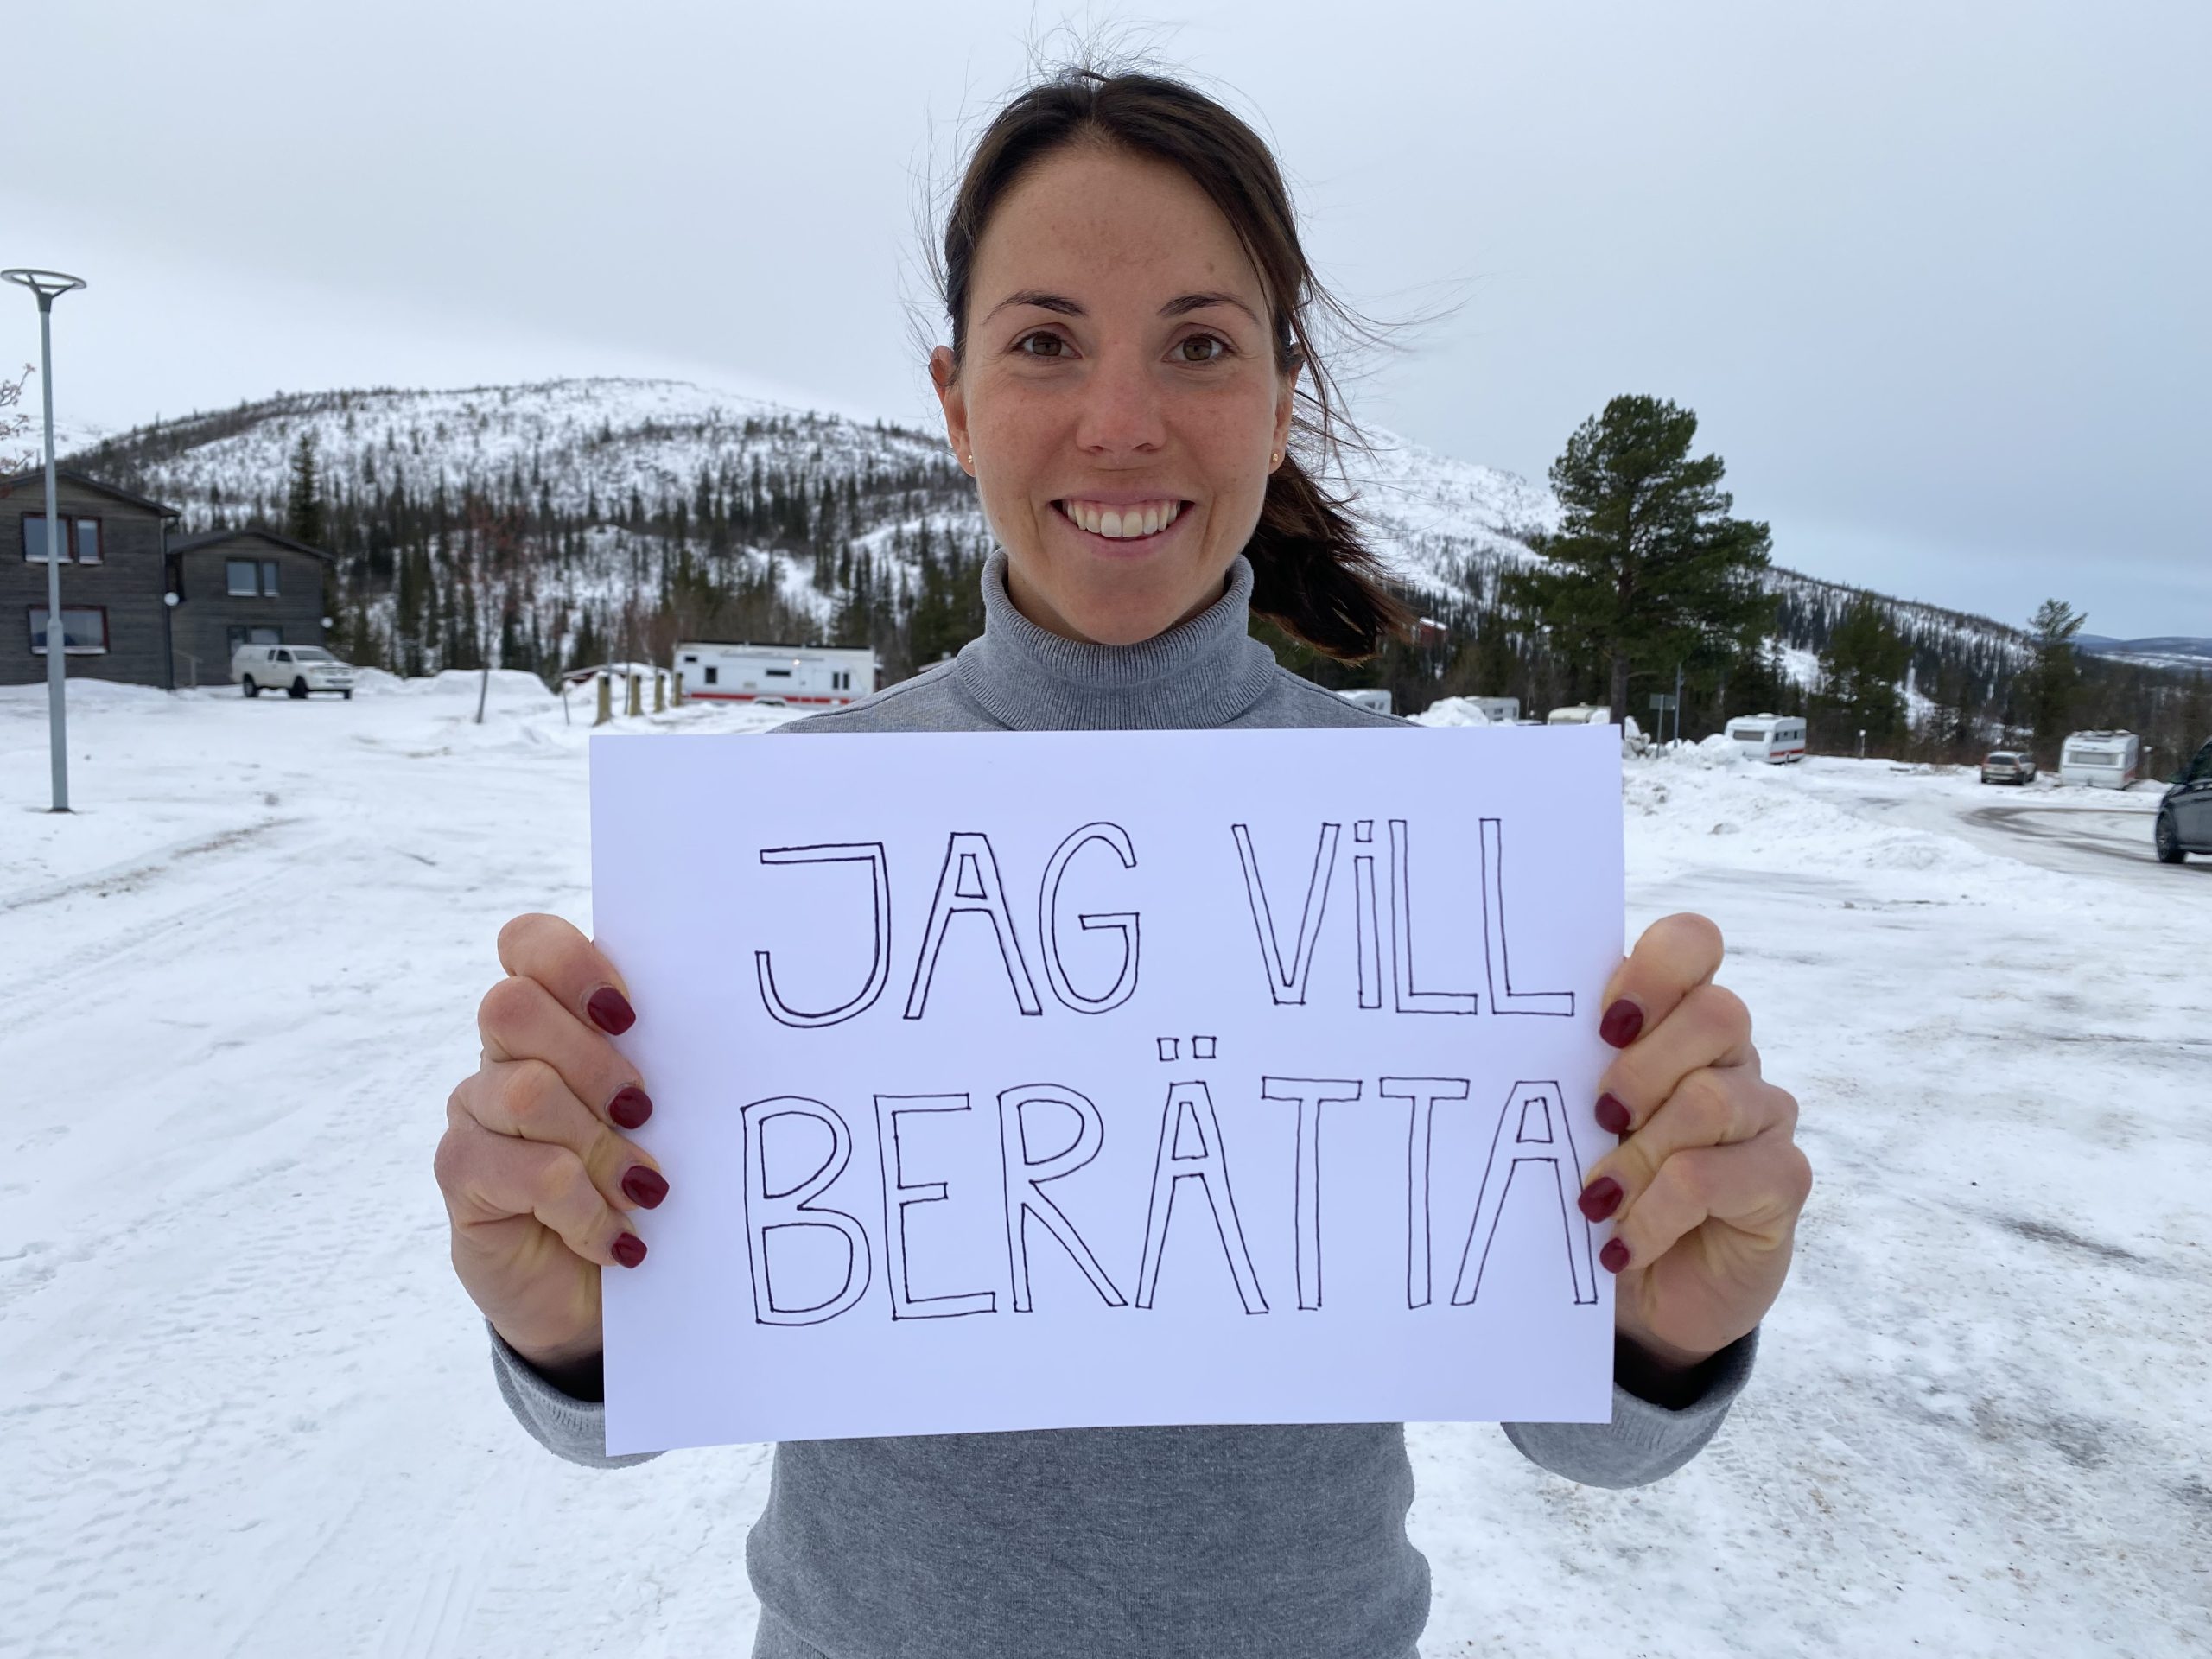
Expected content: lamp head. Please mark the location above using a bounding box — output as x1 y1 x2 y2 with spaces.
1 269 88 309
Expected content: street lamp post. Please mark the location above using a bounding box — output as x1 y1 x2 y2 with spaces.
3 267 88 812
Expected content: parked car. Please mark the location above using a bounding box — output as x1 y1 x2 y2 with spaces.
1979 750 2037 785
2153 738 2212 864
232 644 355 699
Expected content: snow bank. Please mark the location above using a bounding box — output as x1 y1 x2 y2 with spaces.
1409 696 1497 727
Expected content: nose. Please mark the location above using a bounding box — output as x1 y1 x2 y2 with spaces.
1072 344 1166 460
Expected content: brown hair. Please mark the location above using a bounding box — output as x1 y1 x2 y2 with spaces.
937 68 1410 661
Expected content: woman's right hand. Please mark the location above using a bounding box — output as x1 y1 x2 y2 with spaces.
435 912 667 1374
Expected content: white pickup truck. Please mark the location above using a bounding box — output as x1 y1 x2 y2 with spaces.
232 644 356 700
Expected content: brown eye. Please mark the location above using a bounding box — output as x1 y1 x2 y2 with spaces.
1016 332 1068 359
1177 334 1229 363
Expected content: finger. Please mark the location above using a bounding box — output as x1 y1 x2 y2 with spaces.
1594 982 1756 1134
498 912 636 1037
435 1116 647 1268
453 1060 665 1213
1598 912 1725 1049
1600 1131 1814 1272
1584 1068 1796 1206
477 971 652 1130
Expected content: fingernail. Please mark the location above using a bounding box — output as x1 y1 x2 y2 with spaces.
1595 1092 1631 1135
609 1085 652 1130
1599 998 1643 1048
1578 1176 1624 1222
587 987 636 1035
612 1232 648 1268
621 1166 669 1209
1600 1237 1630 1274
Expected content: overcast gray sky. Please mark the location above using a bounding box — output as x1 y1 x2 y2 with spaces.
6 0 2205 638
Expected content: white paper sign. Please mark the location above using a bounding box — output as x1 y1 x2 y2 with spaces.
591 725 1623 1453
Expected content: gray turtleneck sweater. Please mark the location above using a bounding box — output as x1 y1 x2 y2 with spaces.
489 552 1757 1659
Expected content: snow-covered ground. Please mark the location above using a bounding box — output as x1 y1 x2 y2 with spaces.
3 683 2205 1657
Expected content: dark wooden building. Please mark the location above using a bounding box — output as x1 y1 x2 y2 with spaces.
165 528 333 689
1 469 180 688
1 470 334 690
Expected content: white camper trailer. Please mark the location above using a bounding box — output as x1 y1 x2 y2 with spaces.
1335 687 1393 715
1725 714 1808 764
2058 730 2141 789
674 642 877 706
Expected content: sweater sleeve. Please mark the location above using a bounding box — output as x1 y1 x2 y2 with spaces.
486 1323 660 1471
1501 1327 1758 1488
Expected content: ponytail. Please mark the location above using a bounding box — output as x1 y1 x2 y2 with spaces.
1245 454 1411 662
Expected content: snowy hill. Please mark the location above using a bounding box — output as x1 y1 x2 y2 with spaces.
67 375 2037 693
2077 633 2212 672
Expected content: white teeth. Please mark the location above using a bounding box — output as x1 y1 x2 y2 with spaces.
1063 499 1180 538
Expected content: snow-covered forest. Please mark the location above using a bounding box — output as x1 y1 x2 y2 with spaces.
67 378 2208 758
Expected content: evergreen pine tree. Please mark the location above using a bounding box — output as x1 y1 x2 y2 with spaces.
1818 597 1908 750
1502 395 1774 722
285 433 324 548
2016 598 2087 760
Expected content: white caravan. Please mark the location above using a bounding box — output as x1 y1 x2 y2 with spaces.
1725 714 1808 763
674 642 878 706
2058 730 2141 789
1335 687 1393 715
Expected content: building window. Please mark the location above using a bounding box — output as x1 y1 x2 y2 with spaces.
20 514 104 563
225 557 282 597
226 624 283 652
28 606 109 654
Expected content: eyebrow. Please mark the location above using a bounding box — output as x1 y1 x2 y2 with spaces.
982 289 1263 326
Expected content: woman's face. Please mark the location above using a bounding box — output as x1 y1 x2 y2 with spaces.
932 143 1297 646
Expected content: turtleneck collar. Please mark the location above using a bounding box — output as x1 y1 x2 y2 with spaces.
952 549 1287 731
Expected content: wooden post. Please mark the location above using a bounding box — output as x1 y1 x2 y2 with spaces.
627 671 643 718
654 671 666 714
673 671 685 708
595 672 612 726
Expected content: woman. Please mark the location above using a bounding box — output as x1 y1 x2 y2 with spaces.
436 67 1811 1659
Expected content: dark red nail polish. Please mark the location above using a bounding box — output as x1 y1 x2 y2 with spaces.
1599 998 1643 1048
1578 1177 1624 1223
1595 1092 1631 1135
612 1232 648 1268
1600 1237 1630 1274
609 1085 652 1130
587 987 636 1035
621 1166 668 1209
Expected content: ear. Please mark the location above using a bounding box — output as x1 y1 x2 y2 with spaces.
1271 356 1300 470
931 346 973 475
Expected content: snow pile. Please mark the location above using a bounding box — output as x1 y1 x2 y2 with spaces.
2 703 2205 1658
1409 696 1498 728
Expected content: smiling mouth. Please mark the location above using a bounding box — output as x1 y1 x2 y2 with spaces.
1054 498 1186 541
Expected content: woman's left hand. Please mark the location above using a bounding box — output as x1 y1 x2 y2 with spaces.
1576 912 1812 1374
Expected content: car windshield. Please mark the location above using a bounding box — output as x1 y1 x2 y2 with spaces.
1987 753 2017 763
